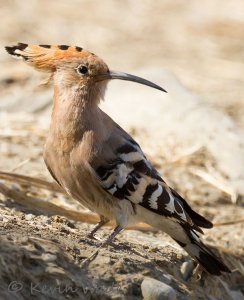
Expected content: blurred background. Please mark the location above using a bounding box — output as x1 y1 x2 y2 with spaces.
0 0 243 120
0 1 243 299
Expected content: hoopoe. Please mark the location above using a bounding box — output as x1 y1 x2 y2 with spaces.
6 43 230 275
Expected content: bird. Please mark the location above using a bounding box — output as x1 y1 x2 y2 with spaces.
5 43 230 276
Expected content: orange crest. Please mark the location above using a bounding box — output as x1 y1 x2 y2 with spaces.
5 43 95 72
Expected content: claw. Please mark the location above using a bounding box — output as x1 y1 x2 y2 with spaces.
81 225 123 268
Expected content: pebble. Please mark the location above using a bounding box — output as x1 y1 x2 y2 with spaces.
42 253 57 262
41 216 51 225
141 277 177 300
1 216 10 223
180 261 194 281
25 213 34 221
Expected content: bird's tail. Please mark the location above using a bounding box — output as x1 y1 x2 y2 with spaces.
173 226 231 275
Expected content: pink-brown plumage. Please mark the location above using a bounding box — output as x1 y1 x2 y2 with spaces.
5 43 230 275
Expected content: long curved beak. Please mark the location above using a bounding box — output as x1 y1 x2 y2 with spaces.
96 70 167 93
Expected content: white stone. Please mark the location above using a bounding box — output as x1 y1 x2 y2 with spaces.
141 277 177 300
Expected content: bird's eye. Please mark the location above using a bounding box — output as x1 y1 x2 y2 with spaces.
76 65 88 75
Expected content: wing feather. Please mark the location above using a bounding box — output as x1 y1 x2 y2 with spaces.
89 117 213 231
91 136 207 231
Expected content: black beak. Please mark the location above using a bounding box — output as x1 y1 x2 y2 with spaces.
96 70 167 93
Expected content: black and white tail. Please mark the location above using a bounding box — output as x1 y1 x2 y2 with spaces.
174 225 231 275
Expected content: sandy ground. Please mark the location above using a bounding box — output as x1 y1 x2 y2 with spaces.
0 1 244 299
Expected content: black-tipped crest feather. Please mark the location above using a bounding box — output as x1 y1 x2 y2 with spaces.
5 43 28 57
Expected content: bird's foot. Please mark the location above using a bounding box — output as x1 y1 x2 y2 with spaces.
87 232 103 241
80 225 123 268
87 217 109 240
80 250 99 268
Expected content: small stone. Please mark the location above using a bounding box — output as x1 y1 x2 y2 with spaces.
60 226 70 234
180 261 194 281
42 253 57 262
25 214 34 221
6 234 13 241
141 277 177 300
11 184 20 191
41 216 51 225
149 246 158 253
3 217 9 223
73 247 80 255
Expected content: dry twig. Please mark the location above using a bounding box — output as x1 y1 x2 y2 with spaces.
0 171 63 193
189 167 238 203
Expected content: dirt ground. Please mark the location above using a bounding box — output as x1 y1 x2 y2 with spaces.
0 1 244 299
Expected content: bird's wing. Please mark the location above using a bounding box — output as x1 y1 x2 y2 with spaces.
90 127 212 232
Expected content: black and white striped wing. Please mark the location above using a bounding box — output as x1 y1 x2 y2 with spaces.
93 138 194 227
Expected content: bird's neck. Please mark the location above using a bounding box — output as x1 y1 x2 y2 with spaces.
49 85 103 142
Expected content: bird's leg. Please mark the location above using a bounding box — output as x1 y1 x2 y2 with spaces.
81 225 124 267
100 224 124 246
87 216 109 240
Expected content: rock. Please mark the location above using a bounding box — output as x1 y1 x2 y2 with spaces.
180 261 194 281
41 253 57 262
41 216 51 225
25 214 34 221
219 279 244 300
141 277 177 300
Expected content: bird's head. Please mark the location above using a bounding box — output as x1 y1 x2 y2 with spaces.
5 43 166 104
